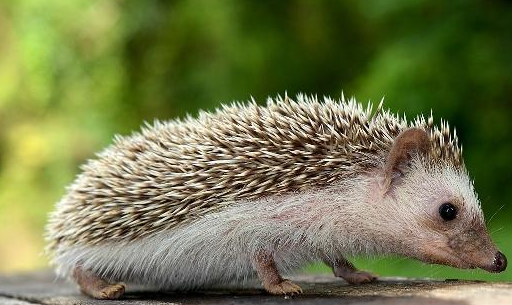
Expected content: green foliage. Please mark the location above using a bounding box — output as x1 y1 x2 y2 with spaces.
0 0 511 279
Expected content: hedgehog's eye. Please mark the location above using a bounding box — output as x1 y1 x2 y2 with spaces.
439 203 457 221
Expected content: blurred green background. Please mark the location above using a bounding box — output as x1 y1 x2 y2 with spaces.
0 0 511 281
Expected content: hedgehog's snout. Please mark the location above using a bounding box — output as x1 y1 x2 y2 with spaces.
490 251 507 273
475 251 507 273
445 227 506 272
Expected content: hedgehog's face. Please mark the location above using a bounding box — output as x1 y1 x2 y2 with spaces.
381 128 506 273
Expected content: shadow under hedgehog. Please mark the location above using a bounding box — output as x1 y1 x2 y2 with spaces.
46 94 507 299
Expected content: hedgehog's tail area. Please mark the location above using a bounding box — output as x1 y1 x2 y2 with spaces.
43 207 67 264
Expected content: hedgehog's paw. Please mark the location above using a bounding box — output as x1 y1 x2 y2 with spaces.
80 281 126 300
97 283 125 300
328 258 378 285
73 266 126 299
264 279 303 295
340 271 377 285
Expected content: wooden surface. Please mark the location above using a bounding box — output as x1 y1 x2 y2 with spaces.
0 270 511 304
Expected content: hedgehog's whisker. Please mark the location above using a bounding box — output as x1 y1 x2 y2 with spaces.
490 226 504 236
487 204 505 225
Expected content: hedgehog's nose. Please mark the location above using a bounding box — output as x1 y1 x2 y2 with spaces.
492 251 507 272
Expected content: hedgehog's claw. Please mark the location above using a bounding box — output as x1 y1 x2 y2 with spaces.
264 279 303 295
98 283 126 300
340 271 377 285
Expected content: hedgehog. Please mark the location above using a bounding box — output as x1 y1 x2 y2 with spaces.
46 94 507 299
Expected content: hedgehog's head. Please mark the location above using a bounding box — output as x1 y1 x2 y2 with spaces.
377 127 506 273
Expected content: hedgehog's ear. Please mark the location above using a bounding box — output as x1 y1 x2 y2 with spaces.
382 128 429 191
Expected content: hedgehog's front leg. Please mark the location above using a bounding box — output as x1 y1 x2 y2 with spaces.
72 267 125 299
253 251 302 295
324 257 377 285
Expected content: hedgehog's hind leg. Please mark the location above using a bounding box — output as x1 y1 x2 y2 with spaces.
323 256 377 285
72 266 125 299
253 251 302 295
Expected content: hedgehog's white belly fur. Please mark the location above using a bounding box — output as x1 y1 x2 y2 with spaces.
53 184 377 290
54 191 324 289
